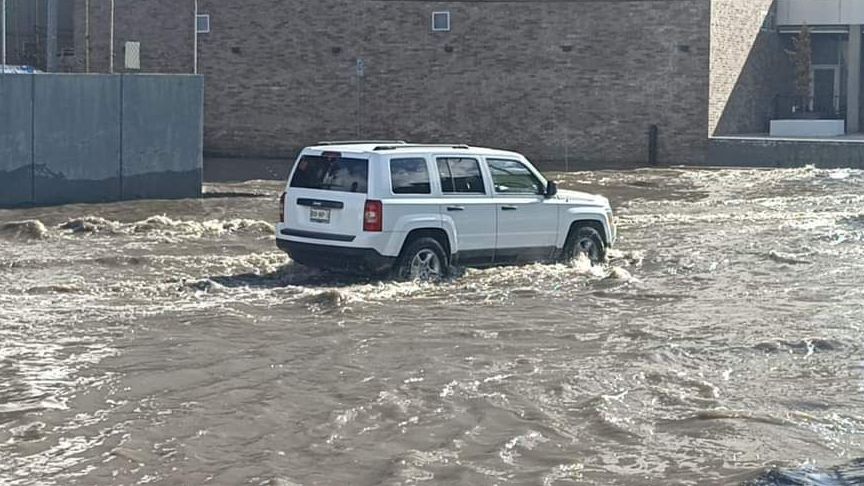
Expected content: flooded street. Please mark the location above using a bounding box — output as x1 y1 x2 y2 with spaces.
2 167 864 485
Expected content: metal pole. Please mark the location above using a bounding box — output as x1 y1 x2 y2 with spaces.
2 0 6 75
355 58 364 138
85 0 90 72
564 142 569 172
356 75 361 138
193 0 197 74
109 0 115 73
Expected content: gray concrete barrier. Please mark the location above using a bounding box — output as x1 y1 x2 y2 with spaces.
122 75 203 200
708 136 864 169
0 73 203 208
34 74 122 205
0 75 34 207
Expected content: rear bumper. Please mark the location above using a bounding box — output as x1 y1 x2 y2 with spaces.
276 238 396 274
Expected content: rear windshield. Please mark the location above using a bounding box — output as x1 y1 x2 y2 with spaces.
290 155 368 193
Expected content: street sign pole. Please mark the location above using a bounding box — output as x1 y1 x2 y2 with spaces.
356 58 365 138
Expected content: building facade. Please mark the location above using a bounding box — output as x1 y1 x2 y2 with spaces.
7 0 715 167
711 0 864 138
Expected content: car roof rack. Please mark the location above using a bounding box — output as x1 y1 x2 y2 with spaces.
373 144 470 151
316 140 407 146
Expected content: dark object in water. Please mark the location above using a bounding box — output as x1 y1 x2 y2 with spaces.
748 458 864 485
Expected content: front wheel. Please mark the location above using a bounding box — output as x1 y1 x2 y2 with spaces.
561 226 606 265
394 237 449 282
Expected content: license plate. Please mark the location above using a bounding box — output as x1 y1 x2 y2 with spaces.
309 208 331 223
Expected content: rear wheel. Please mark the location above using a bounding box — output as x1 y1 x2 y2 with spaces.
561 226 606 264
395 237 449 282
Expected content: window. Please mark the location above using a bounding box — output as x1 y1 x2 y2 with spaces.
390 158 431 194
488 159 544 195
290 155 368 193
812 35 841 65
196 14 211 34
437 158 485 194
432 11 450 32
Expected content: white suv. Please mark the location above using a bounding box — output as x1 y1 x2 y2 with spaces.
276 142 616 280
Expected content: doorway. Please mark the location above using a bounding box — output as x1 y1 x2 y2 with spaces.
811 65 841 117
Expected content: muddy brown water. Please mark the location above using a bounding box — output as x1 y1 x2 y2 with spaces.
2 167 864 485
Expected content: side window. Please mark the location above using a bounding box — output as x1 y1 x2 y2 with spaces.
436 158 485 194
390 158 431 194
487 159 544 195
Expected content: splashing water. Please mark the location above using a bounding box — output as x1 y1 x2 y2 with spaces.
1 168 864 485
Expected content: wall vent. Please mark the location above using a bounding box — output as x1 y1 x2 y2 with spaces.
125 42 140 70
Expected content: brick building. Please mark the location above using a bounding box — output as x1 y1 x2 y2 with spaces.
7 0 789 168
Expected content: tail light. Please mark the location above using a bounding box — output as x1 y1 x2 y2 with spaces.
363 200 383 232
279 192 286 223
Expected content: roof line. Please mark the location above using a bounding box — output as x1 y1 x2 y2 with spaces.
373 144 470 151
316 140 407 146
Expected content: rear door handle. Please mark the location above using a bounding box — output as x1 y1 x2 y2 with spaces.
446 206 465 212
501 205 518 211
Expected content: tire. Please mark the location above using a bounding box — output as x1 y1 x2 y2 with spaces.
561 226 606 265
394 237 449 282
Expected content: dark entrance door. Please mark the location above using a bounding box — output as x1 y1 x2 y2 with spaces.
812 67 838 116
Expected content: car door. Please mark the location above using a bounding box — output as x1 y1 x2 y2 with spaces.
487 158 558 263
435 156 496 265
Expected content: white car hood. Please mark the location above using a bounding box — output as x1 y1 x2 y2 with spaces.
555 189 609 207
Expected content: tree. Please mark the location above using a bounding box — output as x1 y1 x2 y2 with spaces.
788 24 812 113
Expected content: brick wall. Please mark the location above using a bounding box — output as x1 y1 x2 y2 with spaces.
69 0 712 167
709 0 792 135
68 0 194 74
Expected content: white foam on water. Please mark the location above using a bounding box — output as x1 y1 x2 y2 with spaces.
543 463 584 485
499 430 548 465
0 220 49 240
1 215 275 242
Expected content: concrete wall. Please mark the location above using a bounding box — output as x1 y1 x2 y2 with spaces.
34 74 122 204
778 0 864 26
0 75 34 207
709 0 793 136
0 74 203 208
65 0 712 168
708 136 864 167
122 75 204 199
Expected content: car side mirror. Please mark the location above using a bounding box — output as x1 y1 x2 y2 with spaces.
545 180 558 198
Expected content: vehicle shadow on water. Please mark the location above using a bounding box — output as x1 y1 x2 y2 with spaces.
197 262 392 291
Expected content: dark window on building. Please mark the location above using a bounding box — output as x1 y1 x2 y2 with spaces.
432 11 450 32
437 158 485 194
812 35 841 65
196 14 211 34
487 159 544 195
390 158 431 194
290 155 368 193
